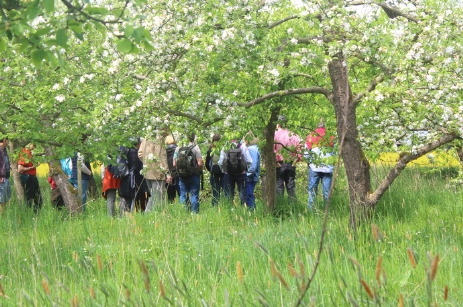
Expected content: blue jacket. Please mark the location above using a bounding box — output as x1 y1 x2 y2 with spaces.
246 145 260 182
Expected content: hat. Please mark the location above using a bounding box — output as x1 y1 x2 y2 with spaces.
249 137 259 145
277 115 287 123
165 135 176 145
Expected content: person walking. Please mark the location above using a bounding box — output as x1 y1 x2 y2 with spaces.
245 135 260 211
138 134 171 212
305 121 335 209
165 135 180 203
205 134 224 206
0 137 12 213
173 133 203 214
221 139 252 206
102 157 121 216
274 115 302 202
18 143 43 213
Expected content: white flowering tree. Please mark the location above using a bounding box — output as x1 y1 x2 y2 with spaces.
2 0 463 223
118 0 463 226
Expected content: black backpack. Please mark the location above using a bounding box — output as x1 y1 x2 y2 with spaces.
226 148 247 175
110 154 129 179
166 145 179 178
176 145 198 177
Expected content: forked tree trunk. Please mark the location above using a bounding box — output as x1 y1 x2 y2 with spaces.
328 53 373 228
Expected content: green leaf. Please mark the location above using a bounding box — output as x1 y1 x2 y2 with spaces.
43 0 55 14
116 38 133 53
27 5 40 20
31 49 46 67
35 27 52 36
56 29 67 47
85 7 109 15
0 39 6 52
124 25 134 38
132 27 145 42
142 40 155 51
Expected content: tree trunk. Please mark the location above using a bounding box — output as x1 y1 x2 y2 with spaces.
8 141 25 204
457 145 463 164
44 146 81 214
328 53 372 229
262 109 280 214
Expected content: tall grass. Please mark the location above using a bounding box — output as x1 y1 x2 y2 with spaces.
0 166 461 306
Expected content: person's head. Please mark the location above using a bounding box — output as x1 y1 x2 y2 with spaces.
165 135 176 145
0 136 7 146
188 132 196 143
212 133 221 143
244 131 258 146
276 115 287 129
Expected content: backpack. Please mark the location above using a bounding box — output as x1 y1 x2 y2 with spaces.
110 154 129 179
226 148 247 175
176 145 198 177
166 145 179 178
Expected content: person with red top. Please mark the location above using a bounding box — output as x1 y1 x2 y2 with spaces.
18 143 42 213
274 115 303 202
102 158 121 217
305 121 336 210
47 175 65 210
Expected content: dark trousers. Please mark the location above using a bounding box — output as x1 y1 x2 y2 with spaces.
276 162 296 200
20 174 42 213
224 173 246 205
166 177 180 203
210 173 224 206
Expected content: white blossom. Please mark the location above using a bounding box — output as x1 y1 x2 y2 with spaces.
55 94 65 102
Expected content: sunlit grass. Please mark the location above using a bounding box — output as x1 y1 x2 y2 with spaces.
1 166 462 306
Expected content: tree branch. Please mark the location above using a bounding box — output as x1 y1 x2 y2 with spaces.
352 75 384 105
368 132 458 205
240 87 332 108
0 76 23 87
267 15 300 29
60 0 127 25
376 3 420 23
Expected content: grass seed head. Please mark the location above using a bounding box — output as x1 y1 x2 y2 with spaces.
407 248 417 269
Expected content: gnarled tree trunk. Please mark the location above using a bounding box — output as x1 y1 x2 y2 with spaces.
328 53 372 228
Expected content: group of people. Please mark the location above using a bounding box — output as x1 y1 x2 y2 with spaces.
274 115 335 209
0 141 44 213
0 116 335 215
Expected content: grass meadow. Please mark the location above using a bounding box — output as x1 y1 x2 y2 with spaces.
0 163 462 306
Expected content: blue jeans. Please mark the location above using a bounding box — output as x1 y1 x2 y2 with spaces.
210 173 224 206
224 173 246 205
179 174 200 213
308 168 332 209
245 180 257 210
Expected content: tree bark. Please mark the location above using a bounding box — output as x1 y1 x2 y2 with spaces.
8 141 25 204
328 53 372 229
262 109 280 214
44 146 81 214
457 145 463 164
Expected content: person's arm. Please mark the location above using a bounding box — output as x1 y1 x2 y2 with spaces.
18 164 34 174
197 158 204 172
